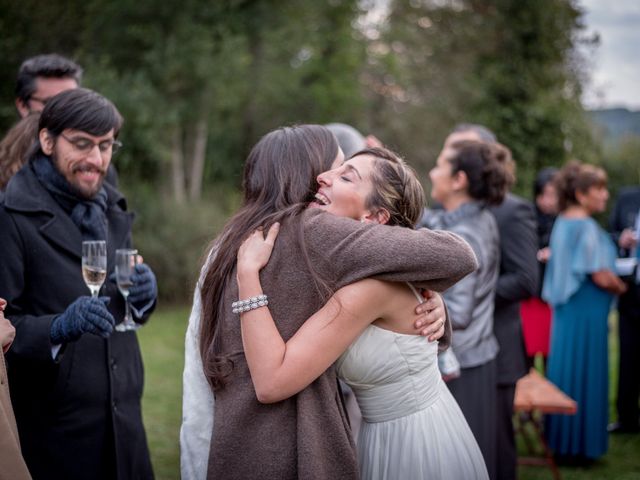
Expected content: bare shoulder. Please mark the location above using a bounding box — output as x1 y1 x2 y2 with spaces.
334 279 411 317
336 278 402 298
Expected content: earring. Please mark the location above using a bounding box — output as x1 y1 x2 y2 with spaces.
360 218 366 223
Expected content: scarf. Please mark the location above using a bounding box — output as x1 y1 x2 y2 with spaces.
32 153 108 241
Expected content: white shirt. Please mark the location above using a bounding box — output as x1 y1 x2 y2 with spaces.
180 262 215 480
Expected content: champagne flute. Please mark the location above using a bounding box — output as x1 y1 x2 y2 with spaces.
115 248 140 332
82 240 107 298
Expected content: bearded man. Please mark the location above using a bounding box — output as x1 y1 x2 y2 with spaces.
0 88 157 480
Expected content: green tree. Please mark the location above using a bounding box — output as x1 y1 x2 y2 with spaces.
361 0 596 197
467 0 600 192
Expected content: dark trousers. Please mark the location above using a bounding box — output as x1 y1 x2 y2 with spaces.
496 384 517 480
616 306 640 428
448 358 497 480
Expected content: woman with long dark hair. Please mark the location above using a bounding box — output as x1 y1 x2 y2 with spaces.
0 113 39 190
181 125 477 479
235 147 488 479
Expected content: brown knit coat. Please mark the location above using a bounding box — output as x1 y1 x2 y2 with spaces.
207 209 477 479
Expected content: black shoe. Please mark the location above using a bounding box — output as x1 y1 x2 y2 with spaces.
607 421 640 434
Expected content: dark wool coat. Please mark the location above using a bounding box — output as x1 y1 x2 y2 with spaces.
0 164 154 480
609 186 640 316
609 186 640 429
490 193 539 385
490 194 539 480
207 209 478 480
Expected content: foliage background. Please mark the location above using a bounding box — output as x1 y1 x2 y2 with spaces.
0 0 636 301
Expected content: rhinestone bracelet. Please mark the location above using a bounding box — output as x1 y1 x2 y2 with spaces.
232 294 268 314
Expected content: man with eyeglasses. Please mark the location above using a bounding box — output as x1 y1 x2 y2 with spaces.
1 54 118 190
0 88 156 480
15 54 82 118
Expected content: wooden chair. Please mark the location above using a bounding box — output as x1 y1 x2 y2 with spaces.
514 368 577 480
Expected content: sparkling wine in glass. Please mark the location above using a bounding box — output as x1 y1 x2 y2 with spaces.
115 248 140 332
82 240 107 298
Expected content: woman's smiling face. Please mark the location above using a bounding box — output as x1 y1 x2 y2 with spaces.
310 154 377 221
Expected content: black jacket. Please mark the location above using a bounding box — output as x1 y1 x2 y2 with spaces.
609 186 640 315
0 163 154 480
490 194 539 385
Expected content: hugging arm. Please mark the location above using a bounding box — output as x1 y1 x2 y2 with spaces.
236 226 400 403
302 211 477 350
303 210 478 293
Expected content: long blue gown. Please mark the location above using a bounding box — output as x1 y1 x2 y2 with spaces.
542 216 617 459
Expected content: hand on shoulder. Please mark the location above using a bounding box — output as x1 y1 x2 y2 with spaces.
237 223 280 276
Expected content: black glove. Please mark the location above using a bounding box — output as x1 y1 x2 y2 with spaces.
50 296 115 344
128 263 158 308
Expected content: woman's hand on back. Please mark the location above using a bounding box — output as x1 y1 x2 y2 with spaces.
237 223 280 275
414 290 446 342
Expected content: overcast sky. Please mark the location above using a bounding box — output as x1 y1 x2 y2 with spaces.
580 0 640 110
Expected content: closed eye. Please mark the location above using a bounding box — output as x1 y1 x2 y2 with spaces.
74 139 93 150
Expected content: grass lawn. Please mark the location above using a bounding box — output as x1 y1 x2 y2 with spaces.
139 307 640 479
138 305 189 480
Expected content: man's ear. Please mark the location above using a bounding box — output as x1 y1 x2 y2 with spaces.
38 128 55 156
15 98 29 118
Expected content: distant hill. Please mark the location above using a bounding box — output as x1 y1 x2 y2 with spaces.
589 108 640 141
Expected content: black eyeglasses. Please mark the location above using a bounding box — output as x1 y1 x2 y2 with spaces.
60 133 123 155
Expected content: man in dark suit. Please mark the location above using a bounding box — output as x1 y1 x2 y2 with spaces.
609 186 640 433
444 124 538 479
489 191 539 479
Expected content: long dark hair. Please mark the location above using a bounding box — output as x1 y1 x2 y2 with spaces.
199 125 339 390
0 113 40 189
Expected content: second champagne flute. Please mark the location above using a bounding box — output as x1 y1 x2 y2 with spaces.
115 248 140 332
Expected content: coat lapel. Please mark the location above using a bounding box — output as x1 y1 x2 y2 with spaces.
39 210 83 260
5 165 83 260
4 164 133 263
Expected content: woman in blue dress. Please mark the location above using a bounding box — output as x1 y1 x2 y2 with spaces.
542 161 627 462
